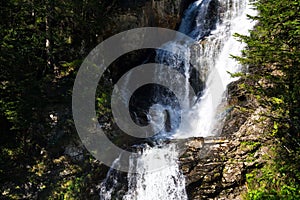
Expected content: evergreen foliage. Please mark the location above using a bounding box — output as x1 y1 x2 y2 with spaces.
234 0 300 198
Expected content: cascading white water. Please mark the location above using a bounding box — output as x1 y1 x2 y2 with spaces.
173 0 257 138
123 144 187 200
100 0 257 199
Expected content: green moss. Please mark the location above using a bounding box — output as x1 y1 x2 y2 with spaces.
240 141 261 152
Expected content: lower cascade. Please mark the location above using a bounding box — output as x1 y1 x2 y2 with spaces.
100 0 257 199
123 144 187 200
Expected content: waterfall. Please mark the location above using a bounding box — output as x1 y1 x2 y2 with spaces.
100 0 257 199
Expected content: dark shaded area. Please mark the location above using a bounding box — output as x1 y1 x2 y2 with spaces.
129 83 181 130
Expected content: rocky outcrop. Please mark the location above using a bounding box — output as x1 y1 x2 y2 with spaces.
99 0 193 41
179 80 273 199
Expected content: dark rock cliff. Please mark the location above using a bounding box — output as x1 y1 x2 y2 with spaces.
47 0 191 163
98 0 194 41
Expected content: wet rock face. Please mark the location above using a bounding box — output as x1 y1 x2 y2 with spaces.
179 80 272 199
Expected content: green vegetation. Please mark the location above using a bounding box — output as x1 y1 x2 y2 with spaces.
245 147 300 199
234 0 300 199
0 0 115 198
